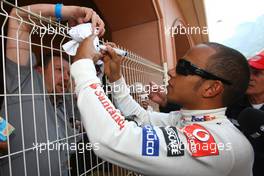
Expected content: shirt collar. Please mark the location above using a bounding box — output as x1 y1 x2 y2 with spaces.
180 107 227 123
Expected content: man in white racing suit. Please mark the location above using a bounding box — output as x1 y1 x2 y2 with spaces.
70 36 254 176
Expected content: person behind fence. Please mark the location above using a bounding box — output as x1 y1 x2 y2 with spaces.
70 35 254 176
226 53 264 176
0 4 104 176
226 53 264 122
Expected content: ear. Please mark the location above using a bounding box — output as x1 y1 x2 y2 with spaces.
202 80 224 98
35 66 43 74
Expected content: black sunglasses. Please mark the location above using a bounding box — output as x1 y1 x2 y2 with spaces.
176 59 232 85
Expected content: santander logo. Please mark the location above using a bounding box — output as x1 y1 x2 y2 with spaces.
90 84 125 130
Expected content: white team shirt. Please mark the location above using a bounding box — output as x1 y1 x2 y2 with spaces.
71 59 254 176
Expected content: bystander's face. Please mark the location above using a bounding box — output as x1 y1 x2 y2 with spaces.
247 68 264 96
166 44 216 109
44 57 70 94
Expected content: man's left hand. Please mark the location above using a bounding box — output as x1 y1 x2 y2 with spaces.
63 6 105 36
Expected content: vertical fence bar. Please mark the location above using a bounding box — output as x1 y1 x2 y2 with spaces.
0 2 165 176
39 12 52 176
15 7 28 176
1 2 12 176
28 8 40 176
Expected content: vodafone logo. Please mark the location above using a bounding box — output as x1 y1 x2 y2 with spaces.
183 123 219 157
192 129 210 142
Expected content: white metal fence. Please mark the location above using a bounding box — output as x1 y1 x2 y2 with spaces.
0 1 165 176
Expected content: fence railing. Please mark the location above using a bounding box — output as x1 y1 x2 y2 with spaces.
0 1 165 176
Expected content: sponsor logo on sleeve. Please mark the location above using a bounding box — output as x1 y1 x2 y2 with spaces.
183 124 219 157
91 83 125 130
160 126 184 157
142 125 159 156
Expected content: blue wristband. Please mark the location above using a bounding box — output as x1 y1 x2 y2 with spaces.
55 3 63 22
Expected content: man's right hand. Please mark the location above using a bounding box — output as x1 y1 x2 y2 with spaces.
74 35 102 63
103 43 122 83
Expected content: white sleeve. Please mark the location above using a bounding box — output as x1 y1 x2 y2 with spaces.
71 59 234 176
109 77 179 126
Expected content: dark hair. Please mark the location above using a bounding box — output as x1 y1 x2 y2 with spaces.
204 42 250 106
37 53 68 68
